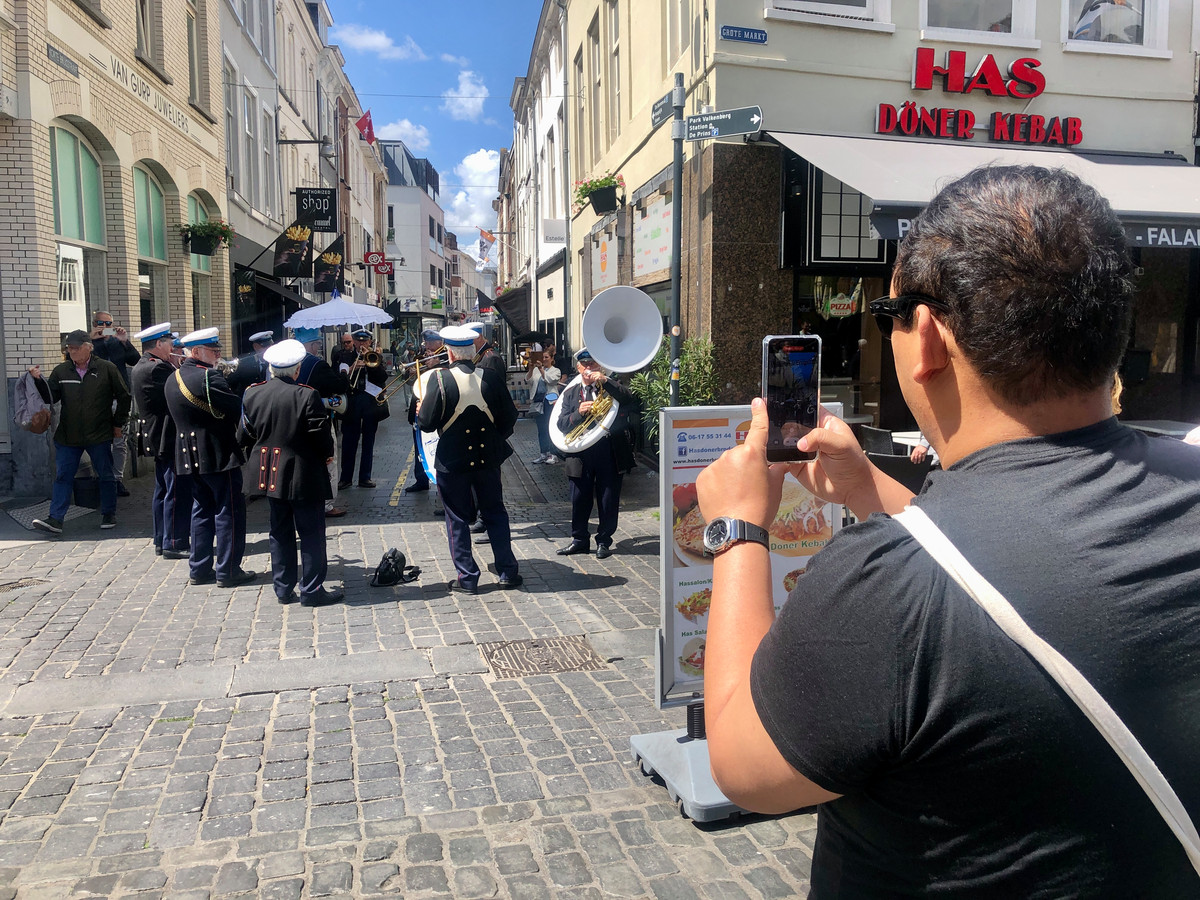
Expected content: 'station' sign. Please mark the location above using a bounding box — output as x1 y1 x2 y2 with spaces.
655 405 842 708
685 106 763 142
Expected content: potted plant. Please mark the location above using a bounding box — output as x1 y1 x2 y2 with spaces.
179 219 236 255
629 335 719 457
574 173 626 214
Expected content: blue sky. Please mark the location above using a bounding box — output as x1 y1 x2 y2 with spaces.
326 1 544 244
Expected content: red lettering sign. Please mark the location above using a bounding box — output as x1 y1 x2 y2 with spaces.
912 47 1044 99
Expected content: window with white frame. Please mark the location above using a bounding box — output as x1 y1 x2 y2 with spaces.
224 61 240 191
1065 0 1166 51
922 0 1036 43
262 110 275 216
186 1 201 104
187 195 213 330
667 0 691 66
136 0 155 60
51 124 109 331
244 89 260 207
573 51 586 171
258 0 272 58
134 165 169 325
608 0 620 143
766 1 894 28
588 16 602 158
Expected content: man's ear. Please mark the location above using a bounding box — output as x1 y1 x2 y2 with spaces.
910 306 951 385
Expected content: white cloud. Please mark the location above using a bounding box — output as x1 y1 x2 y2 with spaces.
440 71 488 122
441 53 470 67
447 149 500 252
377 118 430 151
329 25 427 61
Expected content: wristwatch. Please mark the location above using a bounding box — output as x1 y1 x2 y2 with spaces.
703 516 770 556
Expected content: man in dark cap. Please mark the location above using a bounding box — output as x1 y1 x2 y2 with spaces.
404 329 447 494
338 328 387 489
226 330 274 399
28 330 131 533
240 339 343 607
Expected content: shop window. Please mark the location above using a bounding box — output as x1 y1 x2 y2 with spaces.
766 1 894 30
922 0 1036 44
810 171 885 265
1064 0 1168 54
187 194 211 274
50 126 105 245
134 165 168 326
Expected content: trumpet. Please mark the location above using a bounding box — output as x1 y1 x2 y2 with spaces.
216 358 240 377
376 349 450 404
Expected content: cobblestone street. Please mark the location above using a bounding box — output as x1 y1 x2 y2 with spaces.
0 414 817 898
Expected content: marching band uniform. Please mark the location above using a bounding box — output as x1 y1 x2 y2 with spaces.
555 348 636 559
339 328 387 488
225 330 274 398
418 325 521 593
294 327 349 517
239 340 342 607
164 328 255 588
130 323 192 557
405 331 448 493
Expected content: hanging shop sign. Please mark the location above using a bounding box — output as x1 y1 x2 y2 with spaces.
875 48 1082 147
374 261 393 275
364 250 385 266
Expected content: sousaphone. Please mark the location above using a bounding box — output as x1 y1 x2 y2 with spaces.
550 286 663 453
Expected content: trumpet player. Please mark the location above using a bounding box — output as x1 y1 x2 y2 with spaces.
226 331 275 400
555 348 636 560
294 327 349 518
338 328 387 489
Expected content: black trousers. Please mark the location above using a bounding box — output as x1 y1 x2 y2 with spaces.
153 459 192 552
190 469 247 581
341 394 379 483
437 467 517 588
569 440 622 547
267 497 327 600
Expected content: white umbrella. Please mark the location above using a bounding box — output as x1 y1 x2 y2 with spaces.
284 291 393 329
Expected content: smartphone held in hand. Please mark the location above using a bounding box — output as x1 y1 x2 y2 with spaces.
762 334 821 462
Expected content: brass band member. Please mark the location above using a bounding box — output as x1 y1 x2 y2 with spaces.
338 328 387 489
404 330 448 494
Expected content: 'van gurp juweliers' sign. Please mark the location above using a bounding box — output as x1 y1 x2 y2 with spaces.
875 48 1083 147
108 54 190 136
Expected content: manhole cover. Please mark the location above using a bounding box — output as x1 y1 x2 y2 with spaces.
0 578 49 594
479 635 607 678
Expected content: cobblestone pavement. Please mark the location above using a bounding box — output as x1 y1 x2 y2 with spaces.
0 413 816 898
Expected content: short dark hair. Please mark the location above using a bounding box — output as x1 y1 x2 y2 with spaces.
892 166 1135 405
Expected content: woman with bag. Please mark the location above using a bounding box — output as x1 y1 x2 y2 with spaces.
526 343 562 464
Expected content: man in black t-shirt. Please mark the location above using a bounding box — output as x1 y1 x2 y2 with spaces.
697 167 1200 897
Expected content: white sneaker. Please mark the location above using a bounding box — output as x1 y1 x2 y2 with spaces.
543 455 560 465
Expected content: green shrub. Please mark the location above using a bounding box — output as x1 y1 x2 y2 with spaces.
629 336 719 443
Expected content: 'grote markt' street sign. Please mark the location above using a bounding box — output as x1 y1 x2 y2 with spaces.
684 105 763 142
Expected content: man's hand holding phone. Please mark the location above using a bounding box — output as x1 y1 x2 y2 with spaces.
697 398 787 530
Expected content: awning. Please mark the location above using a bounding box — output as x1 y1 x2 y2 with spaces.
255 275 312 307
493 284 530 334
769 132 1200 247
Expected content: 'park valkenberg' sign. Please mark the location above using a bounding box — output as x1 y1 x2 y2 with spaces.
876 48 1083 147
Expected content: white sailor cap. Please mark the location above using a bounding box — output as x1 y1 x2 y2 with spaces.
465 321 486 333
438 325 478 347
263 339 306 369
180 327 221 347
134 322 173 343
249 330 275 345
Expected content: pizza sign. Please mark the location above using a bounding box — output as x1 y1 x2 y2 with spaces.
363 250 385 266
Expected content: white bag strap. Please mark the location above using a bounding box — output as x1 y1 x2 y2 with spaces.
894 505 1200 876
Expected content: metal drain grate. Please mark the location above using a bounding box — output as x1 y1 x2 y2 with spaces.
0 578 49 594
480 635 608 678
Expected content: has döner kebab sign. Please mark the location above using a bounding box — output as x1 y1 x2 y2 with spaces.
654 406 843 708
876 48 1083 147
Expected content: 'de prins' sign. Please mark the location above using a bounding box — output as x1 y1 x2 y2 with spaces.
876 48 1083 147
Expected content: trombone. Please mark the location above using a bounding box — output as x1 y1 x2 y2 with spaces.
377 349 449 404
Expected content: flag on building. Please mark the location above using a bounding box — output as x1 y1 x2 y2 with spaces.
313 235 345 293
355 111 376 144
273 221 314 278
476 227 497 273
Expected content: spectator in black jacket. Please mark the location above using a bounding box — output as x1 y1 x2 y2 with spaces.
28 329 131 534
89 310 140 495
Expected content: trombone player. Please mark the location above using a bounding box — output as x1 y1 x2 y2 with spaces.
555 348 636 560
338 328 387 489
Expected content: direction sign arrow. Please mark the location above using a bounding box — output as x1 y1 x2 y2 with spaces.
651 90 673 129
684 105 763 142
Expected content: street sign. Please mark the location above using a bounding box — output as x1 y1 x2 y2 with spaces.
719 25 767 44
651 90 673 129
296 187 337 232
364 250 385 266
374 261 393 275
685 105 763 141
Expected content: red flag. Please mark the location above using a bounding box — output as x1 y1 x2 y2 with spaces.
355 111 375 144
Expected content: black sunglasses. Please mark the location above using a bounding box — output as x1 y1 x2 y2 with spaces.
869 294 951 339
94 319 113 326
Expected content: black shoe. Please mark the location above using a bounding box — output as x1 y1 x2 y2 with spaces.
162 548 190 560
216 569 257 589
404 483 429 493
358 480 377 488
469 519 487 534
337 480 352 490
447 579 478 595
100 513 117 529
498 573 524 589
154 545 163 556
116 482 130 497
277 590 297 605
556 541 589 556
595 544 613 560
32 516 63 535
190 571 216 586
301 588 343 607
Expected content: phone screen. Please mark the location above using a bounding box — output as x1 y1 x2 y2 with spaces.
762 335 821 462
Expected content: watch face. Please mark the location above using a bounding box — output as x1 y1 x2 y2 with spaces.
703 518 730 553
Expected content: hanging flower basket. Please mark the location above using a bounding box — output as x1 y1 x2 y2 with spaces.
179 219 236 255
574 173 625 214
